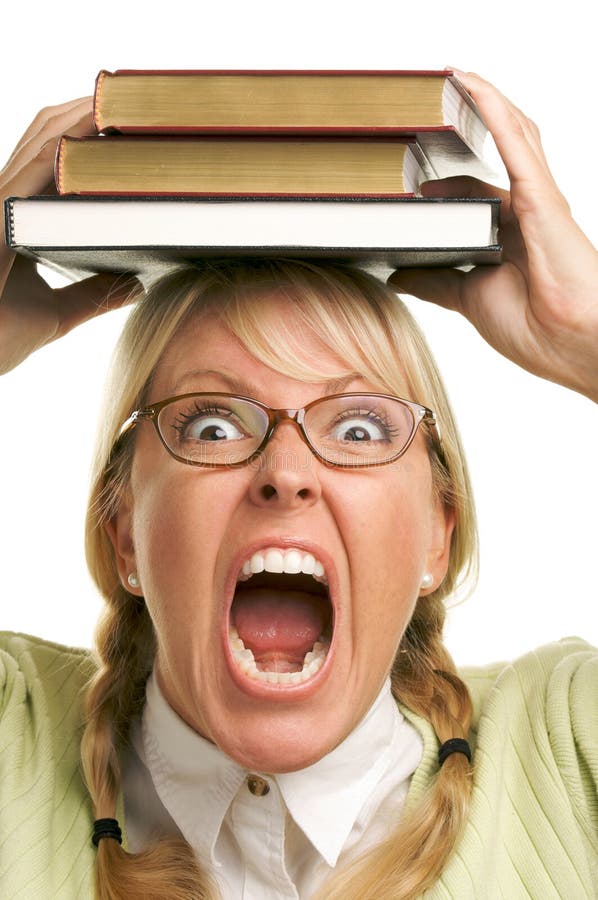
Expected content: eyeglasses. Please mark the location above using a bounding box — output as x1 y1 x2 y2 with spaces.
118 392 440 469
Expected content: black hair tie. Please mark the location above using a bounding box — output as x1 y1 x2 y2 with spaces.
92 818 123 847
438 738 472 768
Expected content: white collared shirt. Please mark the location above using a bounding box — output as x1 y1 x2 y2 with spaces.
122 672 423 899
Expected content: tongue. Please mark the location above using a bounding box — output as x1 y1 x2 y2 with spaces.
232 588 327 664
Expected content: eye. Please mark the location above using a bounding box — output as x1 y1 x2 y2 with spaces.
173 403 248 442
331 409 398 443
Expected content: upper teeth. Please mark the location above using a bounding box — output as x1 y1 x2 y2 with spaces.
238 548 327 584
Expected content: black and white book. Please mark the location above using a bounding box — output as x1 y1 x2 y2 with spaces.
5 195 501 282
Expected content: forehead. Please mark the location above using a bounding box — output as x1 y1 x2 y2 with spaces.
151 304 369 399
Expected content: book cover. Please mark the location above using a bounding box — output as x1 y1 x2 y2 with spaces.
55 135 426 197
93 69 487 158
5 195 501 284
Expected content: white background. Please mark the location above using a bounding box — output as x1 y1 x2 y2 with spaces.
1 0 596 666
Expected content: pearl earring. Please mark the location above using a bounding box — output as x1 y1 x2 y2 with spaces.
420 573 434 590
127 573 139 589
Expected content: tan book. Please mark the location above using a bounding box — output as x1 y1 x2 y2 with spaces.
56 136 429 196
93 69 486 157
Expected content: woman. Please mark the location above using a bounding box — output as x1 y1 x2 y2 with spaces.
0 73 596 900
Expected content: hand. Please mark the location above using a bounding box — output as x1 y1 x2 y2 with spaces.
388 71 598 403
0 98 142 375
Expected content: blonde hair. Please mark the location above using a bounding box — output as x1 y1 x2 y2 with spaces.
83 259 477 899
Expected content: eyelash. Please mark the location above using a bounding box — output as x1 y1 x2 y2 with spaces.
333 408 401 440
172 402 239 436
167 400 403 442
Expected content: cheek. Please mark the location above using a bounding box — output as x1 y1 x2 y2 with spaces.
337 467 433 635
343 469 432 565
129 463 238 631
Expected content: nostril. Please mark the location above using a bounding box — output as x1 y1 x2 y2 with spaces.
259 485 312 501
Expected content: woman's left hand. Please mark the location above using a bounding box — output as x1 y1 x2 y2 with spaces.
387 71 598 403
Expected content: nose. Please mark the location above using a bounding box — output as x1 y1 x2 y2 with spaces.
247 419 322 509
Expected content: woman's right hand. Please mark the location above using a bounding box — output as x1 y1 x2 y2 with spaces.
0 97 141 375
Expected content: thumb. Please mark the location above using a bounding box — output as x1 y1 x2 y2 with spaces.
387 267 466 312
54 272 144 337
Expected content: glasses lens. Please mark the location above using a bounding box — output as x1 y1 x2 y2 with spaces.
304 394 418 465
157 395 268 465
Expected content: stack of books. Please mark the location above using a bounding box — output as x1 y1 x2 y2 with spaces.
5 69 501 281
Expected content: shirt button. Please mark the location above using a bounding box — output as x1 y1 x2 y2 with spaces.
247 774 270 796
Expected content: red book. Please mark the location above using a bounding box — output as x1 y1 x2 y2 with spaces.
93 69 488 157
55 134 430 197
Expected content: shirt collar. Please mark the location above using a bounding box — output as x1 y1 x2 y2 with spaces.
275 680 421 866
140 671 421 868
141 672 247 863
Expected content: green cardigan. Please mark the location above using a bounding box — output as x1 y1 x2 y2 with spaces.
1 631 596 899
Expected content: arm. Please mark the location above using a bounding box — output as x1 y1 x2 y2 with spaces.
388 71 598 404
0 97 141 375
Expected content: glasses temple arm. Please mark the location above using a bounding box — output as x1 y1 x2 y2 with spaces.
117 408 155 439
423 409 442 445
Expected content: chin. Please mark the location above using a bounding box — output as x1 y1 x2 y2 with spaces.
219 721 339 774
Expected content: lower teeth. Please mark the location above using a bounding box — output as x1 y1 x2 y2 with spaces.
229 626 329 684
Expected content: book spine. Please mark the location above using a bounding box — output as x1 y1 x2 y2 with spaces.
54 136 67 194
93 70 108 133
4 197 15 247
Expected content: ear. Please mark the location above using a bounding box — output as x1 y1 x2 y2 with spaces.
104 491 142 596
420 499 456 597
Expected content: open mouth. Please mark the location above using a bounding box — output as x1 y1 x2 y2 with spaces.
228 548 333 686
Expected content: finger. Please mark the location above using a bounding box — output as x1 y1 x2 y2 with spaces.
1 138 62 202
1 100 93 192
2 111 95 200
4 104 94 178
4 97 93 167
0 242 18 289
450 71 556 187
17 109 94 172
452 69 548 177
451 69 544 152
53 272 144 337
387 267 466 313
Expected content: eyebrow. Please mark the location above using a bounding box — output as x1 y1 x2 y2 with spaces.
168 368 364 398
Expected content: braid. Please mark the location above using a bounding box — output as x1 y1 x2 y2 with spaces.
80 584 218 900
315 594 473 900
393 593 472 740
